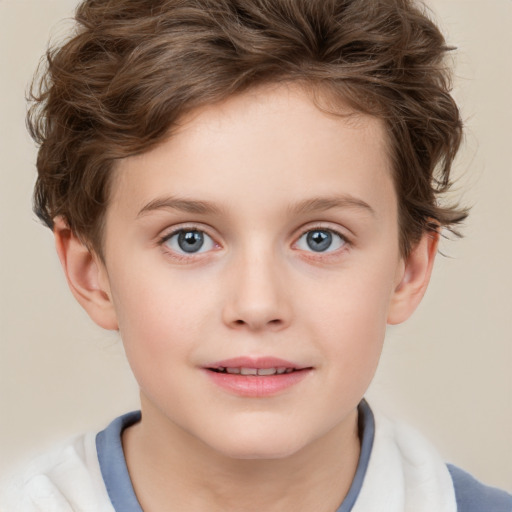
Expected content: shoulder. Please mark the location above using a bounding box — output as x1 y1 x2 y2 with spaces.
447 464 512 512
363 405 511 512
0 431 114 512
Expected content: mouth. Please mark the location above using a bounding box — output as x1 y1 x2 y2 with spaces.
207 366 301 376
204 356 311 375
202 357 312 397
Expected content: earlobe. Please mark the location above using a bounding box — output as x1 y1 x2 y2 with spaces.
387 229 439 325
53 217 118 330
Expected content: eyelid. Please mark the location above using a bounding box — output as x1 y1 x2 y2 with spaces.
291 223 352 255
158 222 218 243
155 222 351 260
293 222 351 243
157 224 221 259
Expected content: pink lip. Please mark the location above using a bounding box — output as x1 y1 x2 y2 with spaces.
205 356 306 370
202 356 313 398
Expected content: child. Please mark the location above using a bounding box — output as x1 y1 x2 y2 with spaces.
1 0 511 510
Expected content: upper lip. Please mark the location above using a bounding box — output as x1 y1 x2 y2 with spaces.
204 356 309 370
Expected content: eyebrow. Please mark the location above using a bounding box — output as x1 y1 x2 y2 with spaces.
289 195 376 217
137 196 223 218
136 194 375 218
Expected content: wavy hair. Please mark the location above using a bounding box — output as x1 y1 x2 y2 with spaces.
29 0 467 257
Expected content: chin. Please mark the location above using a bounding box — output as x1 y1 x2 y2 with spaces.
220 446 301 461
206 429 308 461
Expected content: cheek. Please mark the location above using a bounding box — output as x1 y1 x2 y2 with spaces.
302 266 396 384
109 271 216 379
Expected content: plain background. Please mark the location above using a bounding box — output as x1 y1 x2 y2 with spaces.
0 0 510 493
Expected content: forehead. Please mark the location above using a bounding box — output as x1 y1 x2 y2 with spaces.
108 84 395 223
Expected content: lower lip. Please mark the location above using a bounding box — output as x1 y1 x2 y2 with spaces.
203 369 312 397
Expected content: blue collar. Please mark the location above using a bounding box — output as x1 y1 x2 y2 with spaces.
96 400 375 511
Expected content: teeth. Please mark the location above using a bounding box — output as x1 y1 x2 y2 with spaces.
217 367 296 376
240 367 258 375
257 368 277 376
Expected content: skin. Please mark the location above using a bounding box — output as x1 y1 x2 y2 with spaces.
54 84 438 512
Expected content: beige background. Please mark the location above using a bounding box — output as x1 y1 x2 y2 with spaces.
1 0 511 493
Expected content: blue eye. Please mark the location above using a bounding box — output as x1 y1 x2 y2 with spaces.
296 229 346 253
163 229 216 254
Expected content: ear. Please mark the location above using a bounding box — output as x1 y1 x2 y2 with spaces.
387 229 439 325
53 217 118 330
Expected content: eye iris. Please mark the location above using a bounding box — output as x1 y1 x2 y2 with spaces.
178 231 204 253
306 230 332 252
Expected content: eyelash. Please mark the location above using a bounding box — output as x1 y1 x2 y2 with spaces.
294 227 349 257
158 226 219 261
157 225 351 261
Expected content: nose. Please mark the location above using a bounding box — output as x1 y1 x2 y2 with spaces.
221 249 292 332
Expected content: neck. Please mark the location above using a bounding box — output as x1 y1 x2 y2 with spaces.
123 396 361 512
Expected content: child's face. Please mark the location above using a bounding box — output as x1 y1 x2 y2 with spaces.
99 85 407 458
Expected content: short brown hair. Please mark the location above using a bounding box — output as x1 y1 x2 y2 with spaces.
29 0 467 258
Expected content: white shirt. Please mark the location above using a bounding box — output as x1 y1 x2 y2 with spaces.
1 403 510 512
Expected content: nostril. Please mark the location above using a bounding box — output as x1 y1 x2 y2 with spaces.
231 318 283 329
